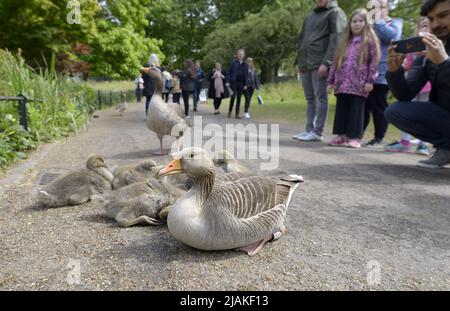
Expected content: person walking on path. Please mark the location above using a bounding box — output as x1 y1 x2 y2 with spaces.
327 8 381 149
208 63 229 115
193 61 206 112
384 16 432 156
180 59 196 117
142 53 161 115
172 70 182 104
134 75 144 103
292 0 347 142
385 0 450 169
161 66 173 103
362 0 403 148
244 57 260 119
226 48 249 119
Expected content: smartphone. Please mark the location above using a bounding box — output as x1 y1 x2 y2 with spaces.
393 36 426 54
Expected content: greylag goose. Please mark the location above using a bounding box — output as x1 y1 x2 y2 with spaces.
145 68 189 155
93 178 172 227
115 102 127 116
38 154 113 207
159 148 303 256
213 149 252 175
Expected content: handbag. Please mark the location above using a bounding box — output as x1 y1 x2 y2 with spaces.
199 89 207 103
257 94 264 105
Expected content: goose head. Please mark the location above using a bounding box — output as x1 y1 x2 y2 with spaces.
159 148 215 178
86 154 108 170
86 154 114 183
135 160 161 175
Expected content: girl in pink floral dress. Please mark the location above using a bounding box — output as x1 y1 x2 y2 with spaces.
328 9 381 148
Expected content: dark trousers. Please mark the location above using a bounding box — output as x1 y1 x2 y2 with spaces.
214 98 222 110
182 90 193 116
162 93 169 103
364 84 390 140
173 93 181 104
245 87 255 113
136 89 143 103
229 83 245 116
194 85 202 110
385 101 450 150
333 94 366 139
145 95 152 115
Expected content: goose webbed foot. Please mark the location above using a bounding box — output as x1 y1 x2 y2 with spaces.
237 235 273 257
237 225 286 256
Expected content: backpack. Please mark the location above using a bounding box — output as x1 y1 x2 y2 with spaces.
164 77 173 91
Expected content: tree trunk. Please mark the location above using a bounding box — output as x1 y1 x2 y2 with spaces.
260 63 277 84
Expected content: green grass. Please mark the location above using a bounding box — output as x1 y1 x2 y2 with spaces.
0 49 97 169
89 80 135 92
250 79 401 143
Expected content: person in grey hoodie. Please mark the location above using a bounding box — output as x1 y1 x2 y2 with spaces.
293 0 347 142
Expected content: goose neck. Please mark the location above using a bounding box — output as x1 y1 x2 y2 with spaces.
190 170 215 205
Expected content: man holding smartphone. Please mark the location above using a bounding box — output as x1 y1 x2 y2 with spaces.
385 0 450 169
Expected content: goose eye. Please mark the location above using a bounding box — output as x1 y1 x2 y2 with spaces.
190 153 194 158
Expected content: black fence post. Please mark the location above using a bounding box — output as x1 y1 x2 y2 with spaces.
109 91 112 106
18 94 28 131
121 91 123 104
98 90 102 109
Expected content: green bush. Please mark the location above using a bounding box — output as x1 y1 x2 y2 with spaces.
0 49 97 169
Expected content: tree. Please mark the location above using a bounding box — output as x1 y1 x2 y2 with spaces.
0 0 99 65
212 0 273 22
145 0 216 69
202 1 309 83
85 0 164 79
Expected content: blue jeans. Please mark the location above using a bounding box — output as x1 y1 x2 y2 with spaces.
385 101 450 150
194 85 202 110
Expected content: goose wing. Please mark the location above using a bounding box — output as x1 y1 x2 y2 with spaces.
209 176 279 219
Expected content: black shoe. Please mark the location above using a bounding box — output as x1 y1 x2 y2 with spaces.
363 138 384 148
214 111 220 115
235 115 242 119
194 108 198 112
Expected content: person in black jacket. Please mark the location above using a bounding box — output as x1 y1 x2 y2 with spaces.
142 64 156 116
226 48 249 119
385 0 450 169
208 63 229 115
244 57 260 119
180 59 196 117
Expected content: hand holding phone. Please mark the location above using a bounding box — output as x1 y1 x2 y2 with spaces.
392 36 426 54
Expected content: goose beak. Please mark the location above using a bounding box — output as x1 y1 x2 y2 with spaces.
159 159 183 177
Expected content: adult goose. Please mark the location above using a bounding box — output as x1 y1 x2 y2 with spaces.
38 154 114 207
159 147 303 256
145 68 189 155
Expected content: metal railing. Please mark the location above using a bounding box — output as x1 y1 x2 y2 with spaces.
1 90 136 132
0 94 43 131
96 89 135 109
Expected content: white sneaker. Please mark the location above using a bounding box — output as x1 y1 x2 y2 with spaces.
292 131 310 141
244 112 251 119
300 132 323 142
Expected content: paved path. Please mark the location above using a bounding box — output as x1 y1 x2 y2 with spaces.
0 101 449 290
